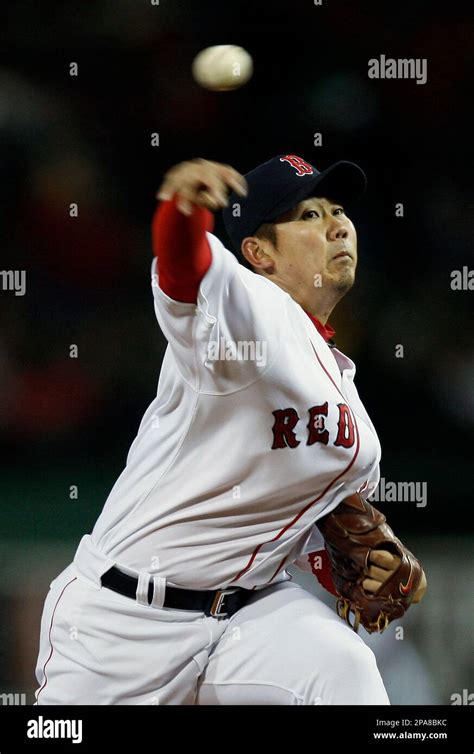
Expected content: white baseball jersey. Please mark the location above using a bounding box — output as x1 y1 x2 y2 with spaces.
90 231 381 590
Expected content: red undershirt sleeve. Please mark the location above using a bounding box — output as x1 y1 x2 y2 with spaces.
308 549 339 597
151 196 214 304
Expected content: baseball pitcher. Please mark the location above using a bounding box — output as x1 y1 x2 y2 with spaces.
35 154 426 705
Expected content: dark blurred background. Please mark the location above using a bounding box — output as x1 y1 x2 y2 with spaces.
0 0 472 704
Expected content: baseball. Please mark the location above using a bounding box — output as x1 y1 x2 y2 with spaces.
192 45 253 91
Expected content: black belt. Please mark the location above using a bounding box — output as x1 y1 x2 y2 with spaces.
101 566 254 619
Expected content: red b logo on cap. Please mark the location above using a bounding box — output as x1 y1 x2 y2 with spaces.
280 155 314 176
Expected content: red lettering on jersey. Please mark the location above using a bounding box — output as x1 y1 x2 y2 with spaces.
271 408 301 449
306 403 329 446
279 155 314 177
334 403 355 448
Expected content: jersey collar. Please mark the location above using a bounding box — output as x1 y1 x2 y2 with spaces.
304 310 336 343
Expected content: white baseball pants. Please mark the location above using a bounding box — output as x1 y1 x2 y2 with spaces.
35 538 389 705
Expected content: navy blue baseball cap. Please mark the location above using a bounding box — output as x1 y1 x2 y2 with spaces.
222 154 366 252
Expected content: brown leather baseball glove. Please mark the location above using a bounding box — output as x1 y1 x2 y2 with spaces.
316 492 424 634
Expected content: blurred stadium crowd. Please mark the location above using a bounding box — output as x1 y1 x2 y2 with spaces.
0 0 472 705
0 0 472 526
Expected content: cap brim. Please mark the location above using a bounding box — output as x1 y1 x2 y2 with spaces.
265 160 367 222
